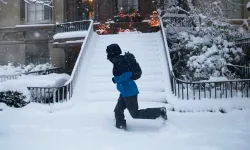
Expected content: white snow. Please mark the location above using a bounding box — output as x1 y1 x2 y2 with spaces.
247 2 250 9
0 101 249 150
15 24 54 28
0 63 55 76
65 40 84 43
0 73 70 102
119 31 142 34
53 31 88 40
0 32 249 150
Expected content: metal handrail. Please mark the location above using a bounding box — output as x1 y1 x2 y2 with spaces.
64 20 93 88
159 17 250 100
56 21 91 33
0 74 20 82
27 20 94 104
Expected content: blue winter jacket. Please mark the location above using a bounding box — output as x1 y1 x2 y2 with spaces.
113 72 139 98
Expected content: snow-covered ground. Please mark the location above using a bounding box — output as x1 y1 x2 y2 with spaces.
0 32 249 150
0 101 249 150
0 63 55 76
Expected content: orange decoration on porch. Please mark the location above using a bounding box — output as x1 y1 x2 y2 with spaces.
149 11 160 27
96 24 108 34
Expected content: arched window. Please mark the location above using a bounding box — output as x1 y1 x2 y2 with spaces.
117 0 139 13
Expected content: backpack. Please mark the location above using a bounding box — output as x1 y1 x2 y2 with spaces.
124 51 142 80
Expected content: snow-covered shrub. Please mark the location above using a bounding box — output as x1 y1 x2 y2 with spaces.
164 0 245 81
0 63 55 76
0 73 70 106
0 91 30 108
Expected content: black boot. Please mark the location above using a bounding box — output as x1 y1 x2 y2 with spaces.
115 120 127 130
160 107 168 120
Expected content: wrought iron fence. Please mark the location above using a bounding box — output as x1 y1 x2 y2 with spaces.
170 72 249 100
0 67 62 83
227 64 250 79
56 21 91 33
235 36 250 64
28 84 72 104
25 67 62 75
27 20 94 103
162 13 195 28
160 17 250 100
0 74 21 82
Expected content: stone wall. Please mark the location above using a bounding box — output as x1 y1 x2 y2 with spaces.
0 26 65 70
0 0 21 27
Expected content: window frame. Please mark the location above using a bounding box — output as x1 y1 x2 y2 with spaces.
25 2 52 24
117 0 139 13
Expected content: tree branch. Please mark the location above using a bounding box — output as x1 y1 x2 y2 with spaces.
0 0 7 4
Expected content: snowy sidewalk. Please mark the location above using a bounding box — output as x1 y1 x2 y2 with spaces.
0 101 249 150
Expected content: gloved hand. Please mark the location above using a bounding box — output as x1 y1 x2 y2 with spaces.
112 77 116 83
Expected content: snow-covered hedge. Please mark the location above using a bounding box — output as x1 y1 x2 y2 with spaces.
170 30 244 81
0 91 29 108
0 73 70 108
0 63 55 76
164 1 245 81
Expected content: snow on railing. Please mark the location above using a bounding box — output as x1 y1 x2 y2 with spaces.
235 35 250 52
162 13 196 29
226 63 250 79
55 21 91 33
0 67 62 83
160 17 250 100
0 74 20 82
27 20 94 104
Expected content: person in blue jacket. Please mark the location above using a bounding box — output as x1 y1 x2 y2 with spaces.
106 44 168 130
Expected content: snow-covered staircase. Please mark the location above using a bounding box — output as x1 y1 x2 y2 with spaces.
74 32 171 102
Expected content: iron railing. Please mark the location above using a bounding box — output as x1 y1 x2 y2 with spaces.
0 74 20 82
27 85 72 104
160 17 250 100
28 20 94 103
162 13 195 28
25 67 62 75
0 67 62 83
56 21 91 33
227 64 250 79
170 72 249 100
235 36 250 49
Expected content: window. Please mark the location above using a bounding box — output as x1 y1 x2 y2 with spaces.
25 0 52 24
117 0 139 13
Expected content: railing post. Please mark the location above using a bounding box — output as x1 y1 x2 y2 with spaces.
193 83 195 100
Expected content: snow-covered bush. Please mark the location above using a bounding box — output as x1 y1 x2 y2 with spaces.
0 63 55 76
0 91 29 108
173 31 244 81
0 73 70 107
164 0 245 81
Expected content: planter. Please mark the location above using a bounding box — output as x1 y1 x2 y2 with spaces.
132 16 142 22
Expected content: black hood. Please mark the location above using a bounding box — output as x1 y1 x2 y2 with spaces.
106 44 122 62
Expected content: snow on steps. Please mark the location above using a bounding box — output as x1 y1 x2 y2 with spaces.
74 32 170 102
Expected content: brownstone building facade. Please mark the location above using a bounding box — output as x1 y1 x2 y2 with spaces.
65 0 163 22
0 0 249 74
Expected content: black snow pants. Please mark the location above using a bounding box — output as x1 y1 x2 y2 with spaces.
114 95 162 126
